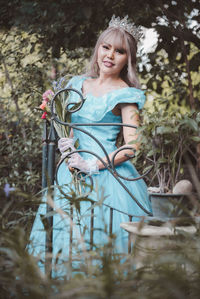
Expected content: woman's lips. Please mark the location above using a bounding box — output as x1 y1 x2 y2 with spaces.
103 61 114 67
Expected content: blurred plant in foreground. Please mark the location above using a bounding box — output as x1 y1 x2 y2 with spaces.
1 181 200 299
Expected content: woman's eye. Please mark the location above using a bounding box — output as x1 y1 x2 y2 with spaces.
116 49 125 54
102 45 109 49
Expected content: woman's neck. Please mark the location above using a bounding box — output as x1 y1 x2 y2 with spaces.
95 73 124 87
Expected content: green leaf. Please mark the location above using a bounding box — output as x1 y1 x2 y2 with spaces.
143 165 153 173
156 126 174 135
180 118 199 132
158 157 168 163
190 136 200 142
147 149 156 157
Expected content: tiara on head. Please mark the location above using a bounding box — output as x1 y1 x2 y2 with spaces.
108 15 143 43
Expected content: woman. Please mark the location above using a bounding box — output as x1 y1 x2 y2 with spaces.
29 16 152 277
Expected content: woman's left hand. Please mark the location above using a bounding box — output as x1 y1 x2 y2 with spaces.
68 153 99 174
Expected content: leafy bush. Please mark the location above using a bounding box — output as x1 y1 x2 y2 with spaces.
0 111 42 194
134 102 200 192
0 27 87 195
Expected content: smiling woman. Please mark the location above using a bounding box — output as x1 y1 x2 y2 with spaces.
86 23 140 89
29 15 152 277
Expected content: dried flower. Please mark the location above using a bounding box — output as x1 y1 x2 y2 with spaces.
52 77 67 93
39 101 48 110
39 77 72 138
4 183 15 197
42 89 54 101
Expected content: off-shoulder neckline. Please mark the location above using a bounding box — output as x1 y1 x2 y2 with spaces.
78 76 143 99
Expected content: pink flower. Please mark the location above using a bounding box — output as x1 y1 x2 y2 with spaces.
42 89 54 101
39 89 54 118
40 101 47 110
41 112 47 119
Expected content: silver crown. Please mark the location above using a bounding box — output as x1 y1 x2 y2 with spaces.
108 15 143 43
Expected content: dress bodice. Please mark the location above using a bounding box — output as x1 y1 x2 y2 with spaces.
66 76 146 160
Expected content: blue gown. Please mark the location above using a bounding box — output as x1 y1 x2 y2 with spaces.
29 76 152 276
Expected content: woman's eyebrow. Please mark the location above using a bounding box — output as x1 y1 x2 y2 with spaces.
103 42 126 52
102 42 111 46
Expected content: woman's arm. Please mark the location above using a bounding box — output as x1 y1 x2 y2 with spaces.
97 103 139 170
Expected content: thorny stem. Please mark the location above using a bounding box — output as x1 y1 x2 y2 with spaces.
153 151 161 190
166 165 171 191
175 141 184 185
160 136 165 193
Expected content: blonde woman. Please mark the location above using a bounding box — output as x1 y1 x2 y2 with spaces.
29 16 152 276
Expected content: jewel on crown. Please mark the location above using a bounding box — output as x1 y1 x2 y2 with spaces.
108 15 143 42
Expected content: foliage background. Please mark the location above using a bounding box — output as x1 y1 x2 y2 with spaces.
1 0 199 193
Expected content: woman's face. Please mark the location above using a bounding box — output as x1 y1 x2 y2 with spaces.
97 38 128 77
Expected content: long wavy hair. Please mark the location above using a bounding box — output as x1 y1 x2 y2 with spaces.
85 27 140 88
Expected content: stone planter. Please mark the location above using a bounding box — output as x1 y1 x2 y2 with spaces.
149 193 191 219
120 221 197 263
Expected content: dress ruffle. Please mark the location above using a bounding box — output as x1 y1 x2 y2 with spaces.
66 76 146 122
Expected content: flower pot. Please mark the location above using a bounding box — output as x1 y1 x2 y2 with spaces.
149 193 191 219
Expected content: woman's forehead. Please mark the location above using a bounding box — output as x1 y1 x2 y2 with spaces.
102 31 126 49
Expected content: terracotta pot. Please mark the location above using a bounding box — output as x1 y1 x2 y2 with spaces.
149 193 191 219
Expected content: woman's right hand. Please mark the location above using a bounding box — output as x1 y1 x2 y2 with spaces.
58 138 76 159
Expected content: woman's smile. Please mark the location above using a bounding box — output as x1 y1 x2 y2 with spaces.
103 60 115 67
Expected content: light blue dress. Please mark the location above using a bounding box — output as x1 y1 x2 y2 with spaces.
29 76 152 276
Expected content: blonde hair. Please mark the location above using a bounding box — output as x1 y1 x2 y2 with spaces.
85 27 140 88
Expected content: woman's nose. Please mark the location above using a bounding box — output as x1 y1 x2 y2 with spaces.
107 50 114 59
